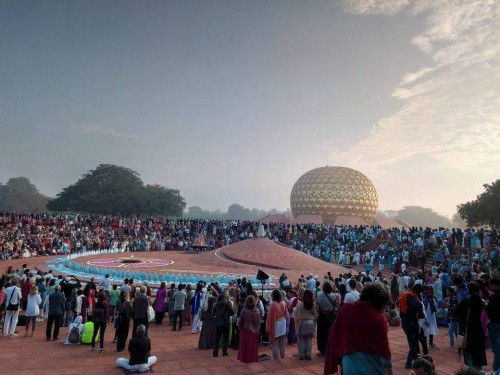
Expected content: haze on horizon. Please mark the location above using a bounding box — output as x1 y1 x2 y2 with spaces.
1 0 499 218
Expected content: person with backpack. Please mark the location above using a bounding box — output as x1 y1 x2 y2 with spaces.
212 292 234 357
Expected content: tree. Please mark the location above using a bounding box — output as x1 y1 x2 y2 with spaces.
143 184 186 216
457 179 500 228
0 177 49 212
394 206 454 228
48 164 185 216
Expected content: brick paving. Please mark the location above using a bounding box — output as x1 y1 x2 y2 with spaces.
0 318 494 374
0 248 495 374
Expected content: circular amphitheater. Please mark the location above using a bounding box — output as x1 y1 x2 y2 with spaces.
35 238 349 288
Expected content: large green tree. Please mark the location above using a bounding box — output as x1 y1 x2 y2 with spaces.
0 177 49 212
458 179 500 228
48 164 185 216
143 184 185 216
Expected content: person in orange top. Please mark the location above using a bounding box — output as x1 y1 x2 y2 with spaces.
266 289 289 360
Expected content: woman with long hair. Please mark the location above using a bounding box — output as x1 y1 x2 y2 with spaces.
266 289 289 360
324 284 392 375
456 282 487 371
91 292 109 352
115 290 133 352
294 289 318 360
25 285 42 337
237 295 261 363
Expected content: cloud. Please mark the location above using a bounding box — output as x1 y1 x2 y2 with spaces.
71 124 138 140
331 0 500 214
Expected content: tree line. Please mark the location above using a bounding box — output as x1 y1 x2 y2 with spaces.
0 165 498 227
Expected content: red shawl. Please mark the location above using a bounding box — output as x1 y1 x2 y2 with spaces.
324 301 391 375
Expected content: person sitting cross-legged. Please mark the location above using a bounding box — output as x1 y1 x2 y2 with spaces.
115 324 157 373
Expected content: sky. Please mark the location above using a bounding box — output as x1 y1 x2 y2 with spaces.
1 0 499 217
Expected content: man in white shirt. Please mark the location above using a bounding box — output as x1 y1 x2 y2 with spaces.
3 279 22 336
305 275 316 291
343 279 360 303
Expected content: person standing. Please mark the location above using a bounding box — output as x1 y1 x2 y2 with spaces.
116 291 133 352
486 276 500 374
133 286 150 337
294 289 318 360
456 282 487 371
46 285 65 341
109 284 120 323
153 282 167 325
25 285 42 337
3 279 22 337
324 284 392 375
91 292 109 352
398 284 425 369
237 295 261 363
167 283 176 326
172 284 187 331
212 292 234 357
316 282 340 357
191 283 203 334
266 289 289 360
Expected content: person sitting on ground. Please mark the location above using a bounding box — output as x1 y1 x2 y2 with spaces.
116 324 157 373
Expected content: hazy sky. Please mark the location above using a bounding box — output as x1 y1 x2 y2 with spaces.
1 0 499 217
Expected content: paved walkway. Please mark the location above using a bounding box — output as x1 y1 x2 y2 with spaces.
0 318 494 374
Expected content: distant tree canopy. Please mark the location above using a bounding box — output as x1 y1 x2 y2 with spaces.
458 179 500 228
47 164 186 216
0 177 49 212
184 204 285 221
388 206 457 229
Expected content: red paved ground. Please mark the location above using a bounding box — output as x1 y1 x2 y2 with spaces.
0 252 495 374
0 317 494 374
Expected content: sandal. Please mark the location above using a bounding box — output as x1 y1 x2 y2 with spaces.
99 348 104 353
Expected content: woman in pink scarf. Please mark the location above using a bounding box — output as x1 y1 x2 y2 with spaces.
266 289 289 360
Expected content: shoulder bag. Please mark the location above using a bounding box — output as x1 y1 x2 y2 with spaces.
6 287 19 311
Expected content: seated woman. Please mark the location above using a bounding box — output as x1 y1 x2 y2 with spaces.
116 325 157 373
324 284 392 375
65 316 85 345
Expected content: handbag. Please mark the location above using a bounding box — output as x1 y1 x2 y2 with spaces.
147 305 155 322
6 287 19 311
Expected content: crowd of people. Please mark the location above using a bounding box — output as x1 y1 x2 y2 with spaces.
1 211 500 374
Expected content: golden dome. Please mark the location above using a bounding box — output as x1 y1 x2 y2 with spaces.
290 166 378 224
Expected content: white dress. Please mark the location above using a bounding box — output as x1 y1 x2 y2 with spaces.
25 294 42 317
425 301 438 336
